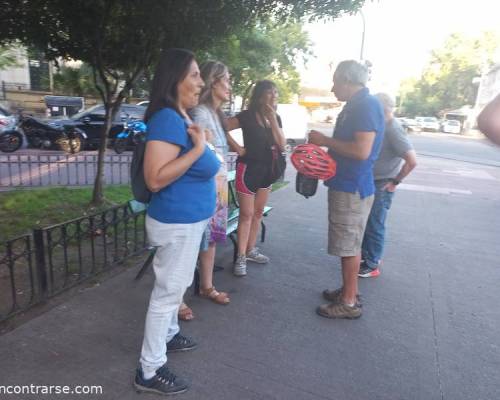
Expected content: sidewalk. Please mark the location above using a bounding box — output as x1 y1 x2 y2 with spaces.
1 159 499 400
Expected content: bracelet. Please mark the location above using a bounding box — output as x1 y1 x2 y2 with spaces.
390 178 401 185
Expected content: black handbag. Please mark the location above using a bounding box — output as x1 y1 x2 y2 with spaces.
269 144 287 183
296 172 318 198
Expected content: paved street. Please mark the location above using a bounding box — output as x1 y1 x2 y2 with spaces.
410 131 500 166
0 135 499 399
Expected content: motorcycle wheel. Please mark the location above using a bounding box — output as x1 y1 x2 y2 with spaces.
0 131 23 153
113 138 128 154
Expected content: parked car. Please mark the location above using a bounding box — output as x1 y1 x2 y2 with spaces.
47 104 145 149
441 119 461 134
397 117 420 132
417 117 440 132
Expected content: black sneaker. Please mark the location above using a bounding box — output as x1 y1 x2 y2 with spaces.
358 266 380 278
167 333 197 353
358 262 381 278
134 364 188 395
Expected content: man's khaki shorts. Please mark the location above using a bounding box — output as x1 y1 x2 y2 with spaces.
328 190 374 257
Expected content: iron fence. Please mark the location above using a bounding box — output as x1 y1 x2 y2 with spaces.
0 202 147 322
0 151 237 189
0 153 133 188
2 81 32 92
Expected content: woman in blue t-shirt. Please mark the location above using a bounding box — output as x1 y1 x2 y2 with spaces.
226 80 286 277
134 48 220 396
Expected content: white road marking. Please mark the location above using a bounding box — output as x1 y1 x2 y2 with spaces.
400 183 472 195
441 169 496 180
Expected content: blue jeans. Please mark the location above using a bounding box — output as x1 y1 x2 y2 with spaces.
361 180 395 269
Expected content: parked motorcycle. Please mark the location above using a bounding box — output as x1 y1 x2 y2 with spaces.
113 118 147 154
7 112 86 153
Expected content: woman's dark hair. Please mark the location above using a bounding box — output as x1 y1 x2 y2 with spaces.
144 48 195 122
247 80 277 112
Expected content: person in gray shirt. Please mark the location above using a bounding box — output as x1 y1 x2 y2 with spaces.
358 93 418 278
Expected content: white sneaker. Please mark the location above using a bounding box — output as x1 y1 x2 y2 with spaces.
233 255 247 276
246 247 269 264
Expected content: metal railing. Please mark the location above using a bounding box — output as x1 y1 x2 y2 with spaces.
0 153 133 188
0 202 147 322
1 81 32 92
0 152 237 189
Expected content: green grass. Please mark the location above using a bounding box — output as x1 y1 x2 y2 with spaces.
272 180 289 192
0 180 289 242
0 185 132 241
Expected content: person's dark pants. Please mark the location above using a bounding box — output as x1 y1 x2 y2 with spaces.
361 180 395 270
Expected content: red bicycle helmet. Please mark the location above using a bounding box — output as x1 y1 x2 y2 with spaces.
291 144 336 180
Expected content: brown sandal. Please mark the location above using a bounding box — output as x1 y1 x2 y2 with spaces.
199 287 230 305
178 303 194 321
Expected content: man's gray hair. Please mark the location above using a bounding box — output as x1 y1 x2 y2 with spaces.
333 60 368 86
374 93 395 110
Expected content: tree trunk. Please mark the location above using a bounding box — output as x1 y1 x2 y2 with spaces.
241 83 254 110
91 99 122 205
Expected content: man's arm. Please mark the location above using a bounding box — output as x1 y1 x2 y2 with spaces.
309 130 375 160
383 150 417 192
477 94 500 146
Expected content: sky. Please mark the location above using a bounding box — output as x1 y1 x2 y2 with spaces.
299 0 500 96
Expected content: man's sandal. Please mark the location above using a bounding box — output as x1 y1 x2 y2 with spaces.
178 303 194 321
199 287 230 305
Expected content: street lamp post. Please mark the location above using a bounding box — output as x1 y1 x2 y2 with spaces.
359 10 365 61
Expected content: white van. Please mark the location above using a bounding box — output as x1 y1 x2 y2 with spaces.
277 104 309 150
228 104 309 150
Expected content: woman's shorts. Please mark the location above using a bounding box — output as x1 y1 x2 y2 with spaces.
235 161 272 195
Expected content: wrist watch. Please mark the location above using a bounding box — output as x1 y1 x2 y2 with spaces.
390 178 401 185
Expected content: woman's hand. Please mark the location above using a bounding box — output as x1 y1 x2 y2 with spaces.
262 104 277 122
204 128 213 143
187 123 206 150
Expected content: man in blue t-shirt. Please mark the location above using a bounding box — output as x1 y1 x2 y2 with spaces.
309 60 385 319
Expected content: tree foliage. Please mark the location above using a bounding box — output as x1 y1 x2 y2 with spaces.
0 0 364 204
199 20 312 105
0 44 19 70
399 31 500 117
53 63 100 97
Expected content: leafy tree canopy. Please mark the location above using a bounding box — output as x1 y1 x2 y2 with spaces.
0 44 19 70
399 31 500 117
199 19 313 105
53 63 100 97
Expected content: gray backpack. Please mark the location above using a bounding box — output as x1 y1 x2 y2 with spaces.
130 134 151 204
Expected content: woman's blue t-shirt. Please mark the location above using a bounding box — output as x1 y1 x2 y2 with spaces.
146 108 221 223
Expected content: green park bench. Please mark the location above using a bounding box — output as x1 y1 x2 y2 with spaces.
132 169 273 291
